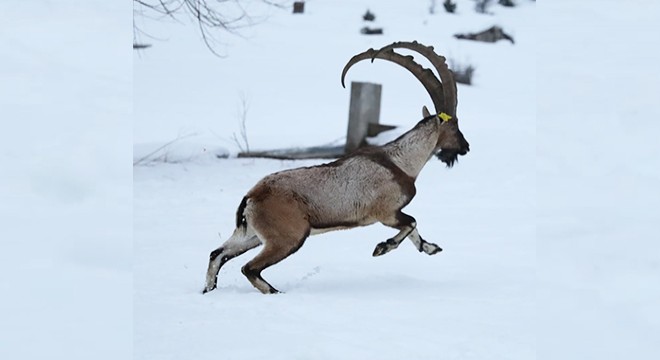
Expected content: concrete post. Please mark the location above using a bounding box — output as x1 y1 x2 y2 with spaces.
345 82 382 153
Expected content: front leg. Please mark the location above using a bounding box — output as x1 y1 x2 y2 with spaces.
373 212 416 257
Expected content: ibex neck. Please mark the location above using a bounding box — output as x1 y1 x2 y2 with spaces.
383 119 439 179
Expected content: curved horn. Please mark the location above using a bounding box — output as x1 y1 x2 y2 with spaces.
340 48 378 89
341 47 445 114
373 41 457 117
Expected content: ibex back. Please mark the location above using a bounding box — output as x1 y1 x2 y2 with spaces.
203 41 469 294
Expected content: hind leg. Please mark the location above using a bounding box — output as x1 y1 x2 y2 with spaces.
240 193 312 294
241 232 308 294
203 228 262 294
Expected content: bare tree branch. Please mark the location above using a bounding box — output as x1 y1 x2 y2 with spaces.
133 0 289 56
133 132 197 166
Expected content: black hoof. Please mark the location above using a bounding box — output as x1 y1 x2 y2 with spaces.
428 246 443 255
372 246 384 257
373 239 397 257
428 243 442 255
268 287 281 294
419 240 442 255
202 285 216 294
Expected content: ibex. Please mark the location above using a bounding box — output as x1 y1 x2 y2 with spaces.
203 41 470 294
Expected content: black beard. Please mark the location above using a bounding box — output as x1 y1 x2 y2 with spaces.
436 149 459 168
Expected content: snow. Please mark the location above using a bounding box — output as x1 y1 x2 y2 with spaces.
0 0 132 359
2 0 659 359
537 0 660 358
134 1 536 359
134 157 535 359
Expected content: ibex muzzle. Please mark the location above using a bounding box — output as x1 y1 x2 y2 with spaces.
434 117 470 167
204 41 470 294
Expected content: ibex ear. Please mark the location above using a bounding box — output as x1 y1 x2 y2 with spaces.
422 106 431 118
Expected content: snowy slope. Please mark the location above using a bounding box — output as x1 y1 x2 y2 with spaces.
2 0 657 359
134 158 535 360
537 0 660 358
134 1 536 359
0 0 132 359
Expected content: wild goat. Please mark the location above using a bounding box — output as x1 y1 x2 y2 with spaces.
203 41 470 294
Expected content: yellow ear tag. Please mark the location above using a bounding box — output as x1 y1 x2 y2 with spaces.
438 112 452 122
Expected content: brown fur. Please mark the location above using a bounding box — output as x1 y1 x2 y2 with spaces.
202 112 463 294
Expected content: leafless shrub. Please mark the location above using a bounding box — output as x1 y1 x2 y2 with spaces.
474 0 493 14
429 0 436 14
363 9 375 21
231 93 251 153
449 59 475 85
443 0 457 13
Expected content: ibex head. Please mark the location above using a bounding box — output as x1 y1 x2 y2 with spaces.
341 41 470 167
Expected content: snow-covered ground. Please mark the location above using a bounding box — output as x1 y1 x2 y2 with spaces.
537 0 660 358
3 0 659 358
0 1 132 359
134 1 537 359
